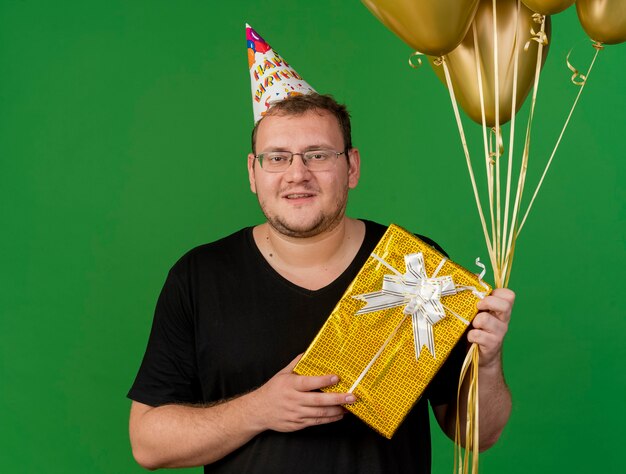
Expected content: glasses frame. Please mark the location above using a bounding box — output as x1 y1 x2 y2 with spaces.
254 149 347 173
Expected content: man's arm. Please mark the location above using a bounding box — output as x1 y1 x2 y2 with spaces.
129 355 356 470
433 288 514 450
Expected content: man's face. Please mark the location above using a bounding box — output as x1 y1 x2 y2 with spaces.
248 110 360 238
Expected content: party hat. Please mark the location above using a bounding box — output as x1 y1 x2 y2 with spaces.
247 24 316 123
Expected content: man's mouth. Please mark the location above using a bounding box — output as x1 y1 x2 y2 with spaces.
284 193 315 199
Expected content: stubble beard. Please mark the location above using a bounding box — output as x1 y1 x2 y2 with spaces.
258 186 349 239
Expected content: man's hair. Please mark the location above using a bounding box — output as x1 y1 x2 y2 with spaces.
251 93 352 154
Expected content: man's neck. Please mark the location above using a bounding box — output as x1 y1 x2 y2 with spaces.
252 218 365 290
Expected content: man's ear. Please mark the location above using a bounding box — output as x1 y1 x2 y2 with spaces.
347 148 361 189
247 153 257 194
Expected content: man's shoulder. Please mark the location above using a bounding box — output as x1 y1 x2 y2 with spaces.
360 219 447 257
168 227 253 277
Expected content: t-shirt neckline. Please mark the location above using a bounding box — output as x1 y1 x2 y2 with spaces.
244 220 375 297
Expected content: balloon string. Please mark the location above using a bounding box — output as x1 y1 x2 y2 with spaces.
468 345 479 474
516 42 602 236
502 0 522 275
488 129 504 163
503 229 517 287
472 22 497 280
566 50 587 85
454 343 480 474
502 14 547 283
440 57 496 269
492 0 502 283
408 51 425 69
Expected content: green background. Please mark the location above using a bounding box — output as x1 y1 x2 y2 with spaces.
1 1 624 472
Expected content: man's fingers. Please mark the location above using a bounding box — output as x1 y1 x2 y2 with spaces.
467 328 498 347
472 312 507 335
293 412 346 429
294 373 341 392
297 405 347 421
477 296 512 320
492 288 516 303
310 413 345 426
477 289 515 313
301 390 356 406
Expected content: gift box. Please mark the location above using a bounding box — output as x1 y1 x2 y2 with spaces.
293 224 491 438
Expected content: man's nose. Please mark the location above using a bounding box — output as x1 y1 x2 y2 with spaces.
284 154 311 181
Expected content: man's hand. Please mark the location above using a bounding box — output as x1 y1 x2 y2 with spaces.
250 354 356 432
130 354 356 469
468 288 515 368
434 288 515 450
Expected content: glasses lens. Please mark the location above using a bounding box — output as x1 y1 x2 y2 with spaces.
303 150 335 171
260 152 291 172
258 150 340 172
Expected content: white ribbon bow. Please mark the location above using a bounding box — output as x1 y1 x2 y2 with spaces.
353 252 457 359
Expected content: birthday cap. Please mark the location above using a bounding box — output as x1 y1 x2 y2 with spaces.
247 23 316 123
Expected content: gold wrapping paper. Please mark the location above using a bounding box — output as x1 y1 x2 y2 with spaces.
293 224 492 438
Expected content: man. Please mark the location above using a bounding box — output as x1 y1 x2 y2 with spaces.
128 92 514 473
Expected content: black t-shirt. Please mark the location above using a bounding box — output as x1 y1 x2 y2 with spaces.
128 220 466 473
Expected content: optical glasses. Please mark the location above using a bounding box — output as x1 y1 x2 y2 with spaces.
255 149 346 172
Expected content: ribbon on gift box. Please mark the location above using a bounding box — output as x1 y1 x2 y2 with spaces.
348 251 487 394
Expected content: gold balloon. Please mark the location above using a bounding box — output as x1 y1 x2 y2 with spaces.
361 0 480 56
521 0 574 16
429 0 551 126
576 0 626 45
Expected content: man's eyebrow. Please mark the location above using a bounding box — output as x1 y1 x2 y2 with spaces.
261 146 291 152
260 143 336 152
303 144 335 151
